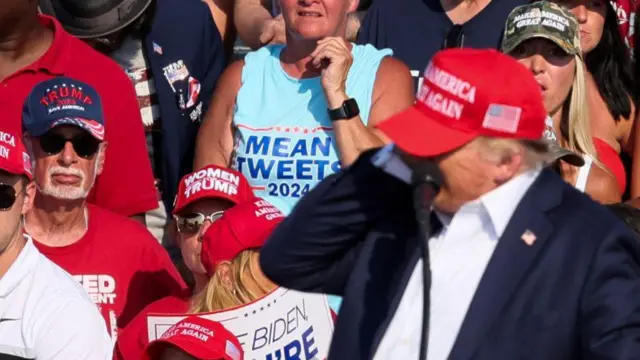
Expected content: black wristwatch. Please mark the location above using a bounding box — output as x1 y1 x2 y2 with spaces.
328 98 360 121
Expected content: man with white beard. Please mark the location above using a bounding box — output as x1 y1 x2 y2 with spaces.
20 77 188 344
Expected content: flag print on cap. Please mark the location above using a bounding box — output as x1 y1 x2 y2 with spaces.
143 316 243 360
22 77 106 141
376 48 547 157
201 198 285 276
172 165 256 215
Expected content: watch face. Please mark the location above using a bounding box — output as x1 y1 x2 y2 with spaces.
329 98 360 120
345 99 359 115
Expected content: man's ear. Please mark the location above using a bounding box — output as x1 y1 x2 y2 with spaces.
96 142 108 175
494 148 524 185
348 0 360 13
21 179 36 216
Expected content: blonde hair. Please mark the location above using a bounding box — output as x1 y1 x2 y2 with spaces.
564 55 597 160
190 250 267 313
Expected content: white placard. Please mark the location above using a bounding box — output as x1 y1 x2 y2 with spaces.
147 287 334 360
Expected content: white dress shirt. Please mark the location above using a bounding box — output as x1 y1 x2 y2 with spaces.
0 235 112 359
372 153 541 360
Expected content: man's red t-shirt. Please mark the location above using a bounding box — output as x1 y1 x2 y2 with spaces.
2 15 157 216
32 204 188 343
114 293 190 360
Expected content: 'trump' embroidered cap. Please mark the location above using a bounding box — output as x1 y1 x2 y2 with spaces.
143 316 243 360
22 77 106 140
501 1 581 56
0 127 33 180
376 48 547 157
201 198 285 276
173 165 256 215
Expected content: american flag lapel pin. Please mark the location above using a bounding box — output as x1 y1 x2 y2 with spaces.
153 42 163 55
521 229 537 246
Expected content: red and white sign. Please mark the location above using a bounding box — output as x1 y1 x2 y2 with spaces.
147 288 334 360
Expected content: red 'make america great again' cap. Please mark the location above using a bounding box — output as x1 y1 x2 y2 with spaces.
376 48 547 157
201 198 285 276
0 125 32 180
143 316 243 360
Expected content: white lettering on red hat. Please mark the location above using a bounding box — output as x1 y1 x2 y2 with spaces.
423 63 476 104
0 146 8 160
482 104 522 133
0 132 16 147
254 200 285 221
183 167 241 199
180 329 210 342
177 322 215 337
418 63 477 121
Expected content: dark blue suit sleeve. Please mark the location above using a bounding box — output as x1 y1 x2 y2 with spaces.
580 226 640 358
260 148 412 295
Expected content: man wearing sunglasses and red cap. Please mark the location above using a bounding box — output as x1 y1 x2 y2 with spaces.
262 48 640 359
20 77 187 344
114 164 255 360
0 126 113 359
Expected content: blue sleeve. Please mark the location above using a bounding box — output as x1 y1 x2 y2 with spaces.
580 225 640 358
356 0 383 47
199 1 227 115
259 148 412 295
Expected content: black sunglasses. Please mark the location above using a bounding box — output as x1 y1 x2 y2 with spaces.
174 211 225 235
0 183 18 210
444 24 465 49
38 132 101 159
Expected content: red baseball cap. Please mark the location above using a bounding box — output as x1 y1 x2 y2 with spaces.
143 316 243 360
0 128 32 180
376 48 547 157
201 198 285 276
173 165 255 215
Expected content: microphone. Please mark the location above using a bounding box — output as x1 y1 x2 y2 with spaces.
411 161 443 360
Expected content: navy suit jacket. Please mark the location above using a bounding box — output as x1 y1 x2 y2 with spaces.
261 148 640 360
143 0 226 212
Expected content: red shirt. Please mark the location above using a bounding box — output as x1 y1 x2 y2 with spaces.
1 15 157 216
32 204 188 343
114 293 190 360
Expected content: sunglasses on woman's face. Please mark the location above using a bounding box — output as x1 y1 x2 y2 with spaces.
175 211 225 234
0 183 19 210
444 24 465 49
38 132 101 159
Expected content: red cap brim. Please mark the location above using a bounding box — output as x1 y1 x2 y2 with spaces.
144 339 226 360
376 105 478 157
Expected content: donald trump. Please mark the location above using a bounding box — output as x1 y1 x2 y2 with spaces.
260 48 640 360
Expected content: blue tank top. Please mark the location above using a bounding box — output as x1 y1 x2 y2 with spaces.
232 44 392 214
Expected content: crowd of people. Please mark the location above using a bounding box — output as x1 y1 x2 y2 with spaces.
1 0 640 359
